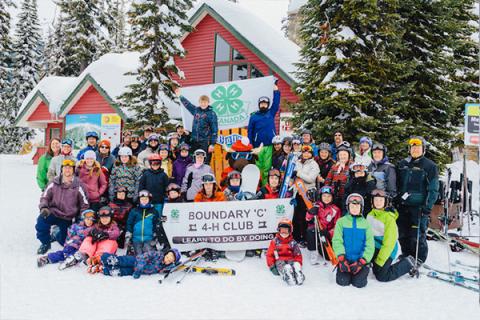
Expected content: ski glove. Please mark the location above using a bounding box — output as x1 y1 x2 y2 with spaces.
307 206 319 216
94 231 109 242
269 265 280 276
337 255 350 273
349 258 367 275
40 208 50 218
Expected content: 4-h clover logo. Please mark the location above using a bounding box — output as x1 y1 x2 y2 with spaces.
170 209 180 220
211 84 244 116
275 205 286 216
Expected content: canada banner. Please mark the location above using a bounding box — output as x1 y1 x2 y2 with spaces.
162 198 294 251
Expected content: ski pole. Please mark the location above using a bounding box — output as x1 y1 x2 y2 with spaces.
314 216 327 266
414 210 421 278
176 256 203 285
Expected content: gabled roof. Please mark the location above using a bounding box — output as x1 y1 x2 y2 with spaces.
15 76 77 127
186 0 300 86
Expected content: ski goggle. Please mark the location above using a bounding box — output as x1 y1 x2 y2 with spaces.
320 186 333 195
228 173 242 180
138 190 151 198
201 174 216 183
371 189 387 198
301 145 313 153
149 160 161 166
338 141 351 148
231 152 253 161
372 143 385 151
348 195 363 205
61 159 75 167
268 169 281 178
408 138 423 146
194 150 206 156
293 140 301 145
351 164 367 172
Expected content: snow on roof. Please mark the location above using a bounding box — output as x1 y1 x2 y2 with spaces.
18 76 77 116
287 0 308 14
189 0 300 83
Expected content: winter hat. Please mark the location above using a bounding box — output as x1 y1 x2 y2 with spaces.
84 150 96 160
99 140 111 148
231 137 253 152
359 136 372 147
167 248 182 264
118 146 132 157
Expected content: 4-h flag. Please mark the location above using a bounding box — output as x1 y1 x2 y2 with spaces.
179 76 275 131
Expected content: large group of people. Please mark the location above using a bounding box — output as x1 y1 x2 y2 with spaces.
34 87 439 288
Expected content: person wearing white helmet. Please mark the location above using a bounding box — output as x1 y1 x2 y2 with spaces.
271 135 285 170
109 147 143 202
181 149 214 201
137 134 160 169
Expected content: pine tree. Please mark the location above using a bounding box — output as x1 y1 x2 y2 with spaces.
45 13 68 76
57 0 114 75
120 0 193 128
292 0 411 163
105 0 128 52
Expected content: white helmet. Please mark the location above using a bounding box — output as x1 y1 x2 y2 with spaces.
272 135 283 144
118 146 132 156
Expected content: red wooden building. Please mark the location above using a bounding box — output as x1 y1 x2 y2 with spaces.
16 0 300 163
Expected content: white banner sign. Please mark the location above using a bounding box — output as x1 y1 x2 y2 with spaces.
180 76 275 131
162 198 294 251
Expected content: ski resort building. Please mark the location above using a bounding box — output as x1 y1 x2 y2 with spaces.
16 0 300 164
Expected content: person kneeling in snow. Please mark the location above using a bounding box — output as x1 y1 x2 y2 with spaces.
37 209 95 268
67 206 120 273
367 189 419 281
266 218 304 285
332 194 374 288
101 248 181 278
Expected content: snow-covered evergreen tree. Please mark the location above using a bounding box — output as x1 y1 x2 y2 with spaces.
44 13 68 76
105 0 128 52
0 0 40 153
293 0 410 162
120 0 193 128
57 0 114 75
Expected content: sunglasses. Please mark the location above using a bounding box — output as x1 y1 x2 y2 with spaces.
100 146 109 149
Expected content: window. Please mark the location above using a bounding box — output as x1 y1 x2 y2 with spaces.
50 128 60 140
213 34 265 83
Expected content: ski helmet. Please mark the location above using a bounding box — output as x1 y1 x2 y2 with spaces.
138 189 152 199
282 136 293 145
166 248 182 263
116 186 127 194
359 136 372 147
316 185 334 203
179 143 190 151
166 183 181 193
408 136 427 155
371 189 389 208
61 138 73 147
301 145 314 154
346 193 364 212
148 153 162 164
318 142 331 153
268 168 281 178
227 170 242 180
159 144 169 151
258 96 270 107
81 209 96 221
350 162 368 173
292 137 302 145
201 173 216 184
372 142 387 154
336 141 352 159
83 150 96 160
277 218 293 233
175 123 184 129
147 134 160 143
85 131 99 140
167 132 179 141
272 135 283 144
61 159 75 169
97 206 114 218
118 146 132 157
194 149 207 157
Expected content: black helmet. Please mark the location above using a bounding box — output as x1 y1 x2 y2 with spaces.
201 173 216 184
167 183 181 193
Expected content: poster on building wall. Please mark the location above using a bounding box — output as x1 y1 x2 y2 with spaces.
101 113 122 148
465 104 479 146
280 112 294 137
65 114 101 150
179 76 275 131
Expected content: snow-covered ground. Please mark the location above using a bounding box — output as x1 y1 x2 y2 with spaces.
0 154 479 320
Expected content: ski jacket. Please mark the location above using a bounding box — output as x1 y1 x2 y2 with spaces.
396 156 439 212
256 184 280 200
172 156 193 186
181 163 214 201
295 158 320 190
37 153 53 191
108 200 133 226
137 147 158 169
271 151 286 170
77 145 98 161
86 221 120 241
76 160 108 203
160 158 173 177
315 157 335 181
266 233 302 268
305 201 341 238
108 161 143 201
133 251 177 278
39 176 89 221
366 208 400 267
247 90 280 148
368 159 397 198
325 163 351 202
138 168 169 204
180 96 218 146
126 205 159 243
64 221 90 249
332 214 374 263
96 152 115 174
194 188 226 202
343 174 376 216
47 154 76 182
355 148 372 167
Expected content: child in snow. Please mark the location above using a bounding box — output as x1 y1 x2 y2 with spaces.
332 194 374 288
256 169 281 199
325 142 352 209
223 170 242 201
108 147 142 202
108 186 133 248
181 149 214 201
367 189 419 281
158 144 173 177
266 218 304 285
343 162 376 216
66 206 120 273
166 183 183 203
305 185 341 265
126 190 168 255
101 248 181 278
271 135 285 170
172 143 192 186
76 150 108 212
194 173 226 202
37 209 95 268
139 153 169 214
167 132 180 160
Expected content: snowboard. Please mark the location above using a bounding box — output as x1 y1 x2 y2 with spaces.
280 153 297 198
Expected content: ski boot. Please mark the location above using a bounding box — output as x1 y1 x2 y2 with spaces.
58 251 85 270
280 264 296 286
37 243 51 255
37 256 50 268
309 251 320 265
292 262 305 285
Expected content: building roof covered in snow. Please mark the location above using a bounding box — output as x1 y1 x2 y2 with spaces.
186 0 301 85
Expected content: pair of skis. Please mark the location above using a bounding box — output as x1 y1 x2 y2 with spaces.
293 178 338 266
427 228 480 255
423 264 479 293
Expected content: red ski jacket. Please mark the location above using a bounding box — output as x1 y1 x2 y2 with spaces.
266 234 302 267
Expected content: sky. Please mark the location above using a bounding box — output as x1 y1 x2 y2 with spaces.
10 0 291 37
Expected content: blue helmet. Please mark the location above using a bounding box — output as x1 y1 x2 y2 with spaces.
85 131 99 140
